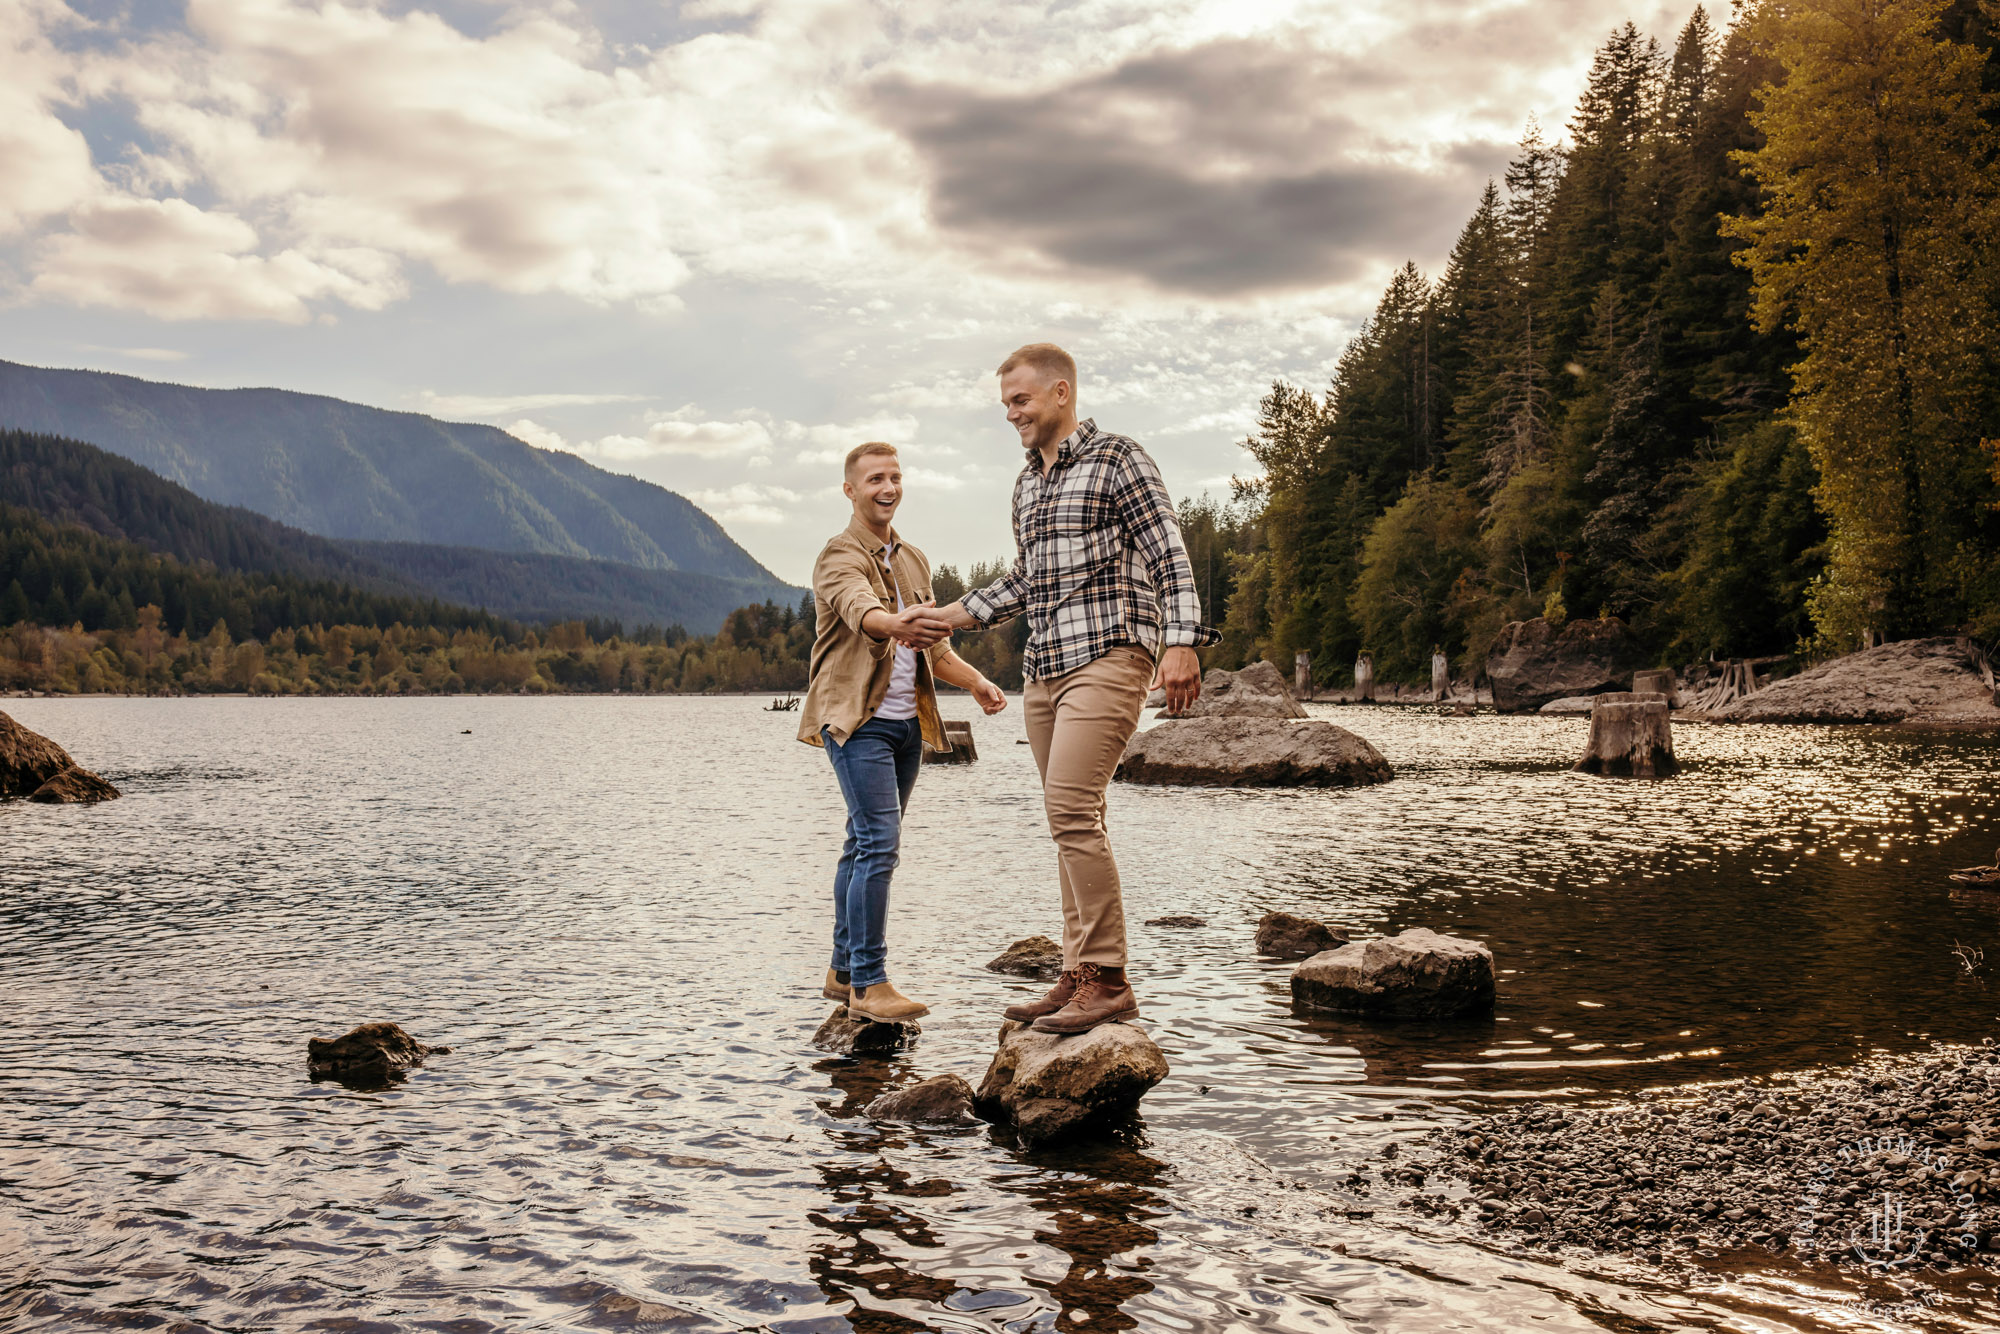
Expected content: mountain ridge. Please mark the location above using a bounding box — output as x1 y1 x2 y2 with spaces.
0 357 779 585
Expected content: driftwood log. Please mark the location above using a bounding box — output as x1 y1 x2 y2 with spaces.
1574 691 1676 778
924 719 977 765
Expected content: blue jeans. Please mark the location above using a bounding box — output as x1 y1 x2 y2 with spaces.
822 716 923 989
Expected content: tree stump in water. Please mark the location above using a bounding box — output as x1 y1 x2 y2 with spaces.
1632 669 1680 706
925 720 977 764
1354 652 1375 703
1574 691 1676 778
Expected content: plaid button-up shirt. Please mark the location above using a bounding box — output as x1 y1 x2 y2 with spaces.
962 418 1219 682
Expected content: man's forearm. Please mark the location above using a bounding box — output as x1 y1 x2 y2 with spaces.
930 650 984 691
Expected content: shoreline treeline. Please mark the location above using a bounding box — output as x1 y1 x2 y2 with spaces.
1190 1 2000 684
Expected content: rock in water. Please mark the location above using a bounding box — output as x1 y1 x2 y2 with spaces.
812 1005 921 1055
1255 910 1349 959
1 712 71 794
863 1073 978 1123
307 1022 448 1083
975 1019 1169 1146
1714 637 2000 725
1170 660 1306 720
1291 929 1495 1018
29 767 121 804
1485 617 1646 714
1117 718 1391 788
1146 915 1207 928
1574 692 1676 777
986 935 1063 980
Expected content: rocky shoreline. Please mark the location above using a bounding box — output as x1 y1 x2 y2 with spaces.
1392 1041 2000 1292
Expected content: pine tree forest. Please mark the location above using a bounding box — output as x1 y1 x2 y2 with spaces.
1199 0 2000 685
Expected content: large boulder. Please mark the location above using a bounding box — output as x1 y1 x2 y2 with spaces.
1 710 88 797
812 1006 921 1055
1485 618 1648 714
863 1073 978 1124
1170 660 1306 720
1117 717 1391 788
975 1019 1169 1146
986 935 1063 981
1255 910 1349 959
1713 638 2000 725
307 1022 449 1084
1290 929 1495 1018
30 766 121 804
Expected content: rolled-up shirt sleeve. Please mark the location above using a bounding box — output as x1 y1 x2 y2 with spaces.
1112 444 1221 649
814 545 893 661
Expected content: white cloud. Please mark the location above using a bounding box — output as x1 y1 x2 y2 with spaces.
421 389 649 417
80 344 190 362
509 411 773 461
688 482 803 525
0 0 100 235
29 195 404 321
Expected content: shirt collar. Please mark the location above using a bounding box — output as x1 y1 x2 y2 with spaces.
843 512 899 557
1028 417 1096 473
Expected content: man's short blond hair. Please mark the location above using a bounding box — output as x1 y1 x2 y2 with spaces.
844 441 899 477
997 343 1077 392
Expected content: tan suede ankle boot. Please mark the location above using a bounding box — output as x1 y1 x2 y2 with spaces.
849 980 930 1022
822 968 851 1002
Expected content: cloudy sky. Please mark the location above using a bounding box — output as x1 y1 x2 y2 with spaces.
1 0 1704 584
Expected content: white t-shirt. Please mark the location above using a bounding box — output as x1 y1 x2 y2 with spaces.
876 547 919 721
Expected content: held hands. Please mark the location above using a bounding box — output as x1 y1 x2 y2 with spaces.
1154 645 1202 714
930 600 980 632
879 599 953 651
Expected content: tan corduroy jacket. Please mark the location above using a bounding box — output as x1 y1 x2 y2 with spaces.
798 514 948 750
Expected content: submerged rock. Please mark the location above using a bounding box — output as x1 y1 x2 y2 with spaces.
975 1018 1169 1146
1116 718 1391 788
1255 910 1349 959
1537 695 1599 715
29 766 121 804
863 1073 978 1124
1291 929 1495 1018
986 935 1063 981
812 1005 921 1055
1713 637 2000 725
1 710 116 802
1146 914 1208 928
1485 617 1647 714
1169 660 1307 720
307 1022 448 1083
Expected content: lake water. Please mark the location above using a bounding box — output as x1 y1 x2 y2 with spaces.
6 697 2000 1333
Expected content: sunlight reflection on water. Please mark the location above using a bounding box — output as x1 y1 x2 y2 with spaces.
4 697 2000 1331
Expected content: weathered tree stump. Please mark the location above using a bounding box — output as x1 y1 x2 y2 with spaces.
1574 691 1676 778
924 719 977 765
1354 652 1375 703
1632 669 1680 707
1431 651 1449 702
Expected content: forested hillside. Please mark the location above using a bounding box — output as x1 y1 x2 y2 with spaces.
1197 0 2000 683
0 359 782 583
0 429 799 636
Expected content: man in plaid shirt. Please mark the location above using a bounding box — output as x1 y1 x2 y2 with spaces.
934 342 1218 1033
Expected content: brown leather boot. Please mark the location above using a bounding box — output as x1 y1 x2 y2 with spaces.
848 979 930 1022
1031 963 1138 1033
1002 969 1076 1022
822 968 851 1002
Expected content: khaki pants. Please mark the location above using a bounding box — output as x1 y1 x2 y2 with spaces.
1023 644 1154 969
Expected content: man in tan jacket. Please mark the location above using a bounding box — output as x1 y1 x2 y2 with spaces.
799 442 1006 1022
